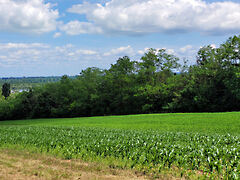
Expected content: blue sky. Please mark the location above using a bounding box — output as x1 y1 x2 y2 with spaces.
0 0 239 77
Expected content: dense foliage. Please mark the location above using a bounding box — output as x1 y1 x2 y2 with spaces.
0 126 240 178
0 35 240 120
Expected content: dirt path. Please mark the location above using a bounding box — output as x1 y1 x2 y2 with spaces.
0 149 148 180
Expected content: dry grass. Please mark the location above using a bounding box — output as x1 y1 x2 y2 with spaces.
0 148 149 180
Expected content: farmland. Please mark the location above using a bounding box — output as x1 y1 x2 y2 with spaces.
1 112 240 179
1 112 240 133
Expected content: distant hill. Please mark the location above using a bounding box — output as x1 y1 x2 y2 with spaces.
0 76 76 91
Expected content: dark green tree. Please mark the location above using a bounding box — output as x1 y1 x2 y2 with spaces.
136 48 181 113
2 83 10 99
170 35 240 112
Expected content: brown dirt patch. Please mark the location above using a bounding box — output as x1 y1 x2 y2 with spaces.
0 148 148 180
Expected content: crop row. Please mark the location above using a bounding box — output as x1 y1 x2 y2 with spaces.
0 126 240 178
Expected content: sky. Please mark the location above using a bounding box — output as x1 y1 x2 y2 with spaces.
0 0 239 77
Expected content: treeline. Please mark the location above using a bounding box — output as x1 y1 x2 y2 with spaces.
0 36 240 120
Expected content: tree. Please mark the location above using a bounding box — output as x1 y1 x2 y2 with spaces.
109 56 136 76
172 35 240 112
2 83 10 99
69 68 104 116
106 56 139 114
138 48 180 85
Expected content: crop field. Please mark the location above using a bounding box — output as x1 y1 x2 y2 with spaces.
1 112 240 179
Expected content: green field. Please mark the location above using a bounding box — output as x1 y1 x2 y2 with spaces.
1 112 240 179
1 112 240 133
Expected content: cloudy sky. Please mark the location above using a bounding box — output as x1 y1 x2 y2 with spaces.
0 0 239 77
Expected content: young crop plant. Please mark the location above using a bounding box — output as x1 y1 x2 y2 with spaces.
0 126 240 179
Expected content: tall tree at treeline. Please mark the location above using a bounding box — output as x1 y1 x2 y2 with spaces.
169 35 240 112
2 83 10 99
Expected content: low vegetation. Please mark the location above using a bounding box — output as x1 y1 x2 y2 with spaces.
1 113 240 179
1 112 240 133
0 148 147 180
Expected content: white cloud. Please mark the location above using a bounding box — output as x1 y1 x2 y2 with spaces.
179 45 193 53
137 48 150 55
76 49 98 55
53 32 62 38
60 21 102 35
0 43 50 49
103 45 134 56
0 43 137 70
0 42 202 76
65 0 240 35
164 48 175 55
0 0 59 34
176 45 199 64
0 43 100 66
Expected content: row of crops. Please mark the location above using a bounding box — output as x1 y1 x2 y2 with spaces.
0 126 240 178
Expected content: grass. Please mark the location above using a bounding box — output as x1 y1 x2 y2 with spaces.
0 148 148 180
1 112 240 134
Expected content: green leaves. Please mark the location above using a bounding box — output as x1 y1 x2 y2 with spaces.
1 126 240 178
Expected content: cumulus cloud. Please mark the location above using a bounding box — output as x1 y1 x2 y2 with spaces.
0 0 59 34
64 0 240 35
179 45 193 53
53 32 62 38
0 43 50 49
103 45 134 56
0 43 136 68
60 21 102 35
176 45 199 64
0 42 201 76
0 43 132 76
76 49 98 55
137 48 150 55
0 43 100 67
